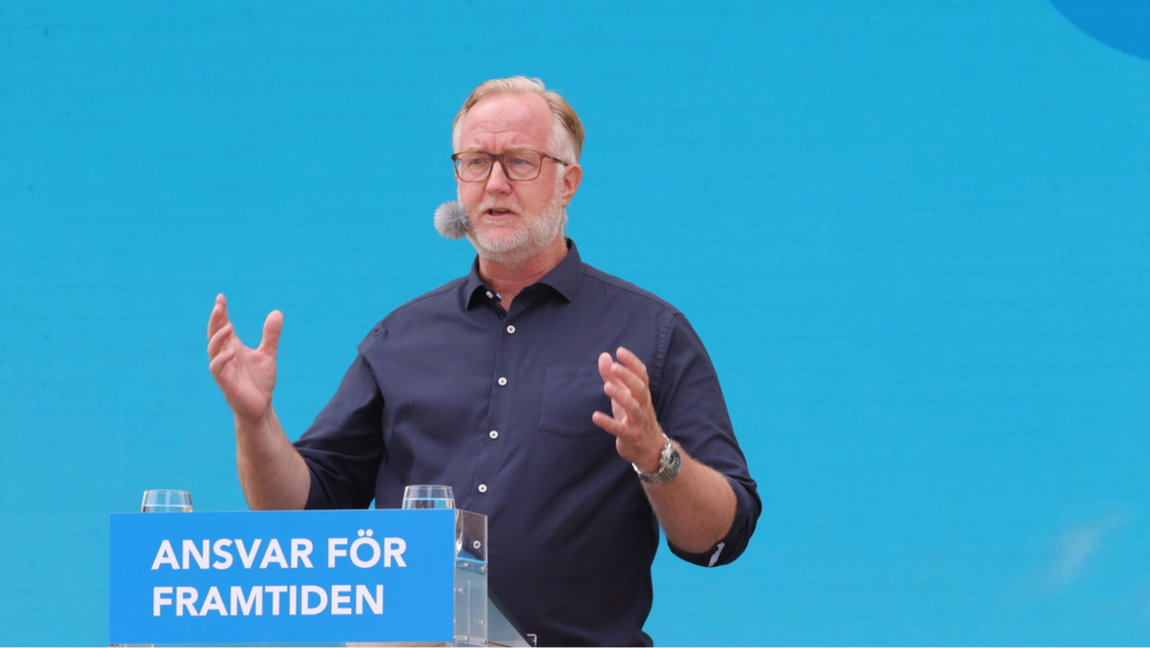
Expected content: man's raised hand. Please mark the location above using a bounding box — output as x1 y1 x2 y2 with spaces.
206 293 283 423
592 346 667 473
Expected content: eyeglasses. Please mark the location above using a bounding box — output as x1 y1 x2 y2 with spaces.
451 149 569 182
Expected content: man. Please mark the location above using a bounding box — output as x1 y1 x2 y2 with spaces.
207 76 760 646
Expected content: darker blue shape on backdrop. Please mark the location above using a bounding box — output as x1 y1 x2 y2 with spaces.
1050 0 1150 60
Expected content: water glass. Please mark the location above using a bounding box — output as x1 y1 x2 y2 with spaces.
402 484 455 509
141 489 193 513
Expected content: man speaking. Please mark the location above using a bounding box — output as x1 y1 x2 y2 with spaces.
207 76 760 646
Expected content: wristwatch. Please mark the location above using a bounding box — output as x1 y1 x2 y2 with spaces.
633 434 682 483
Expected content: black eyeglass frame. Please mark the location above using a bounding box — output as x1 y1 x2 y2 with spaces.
451 149 570 182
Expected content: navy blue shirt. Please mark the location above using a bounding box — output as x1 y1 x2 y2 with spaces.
294 241 760 646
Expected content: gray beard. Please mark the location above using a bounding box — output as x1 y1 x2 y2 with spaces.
467 194 567 265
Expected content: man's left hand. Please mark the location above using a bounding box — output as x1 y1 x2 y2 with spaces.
593 346 667 473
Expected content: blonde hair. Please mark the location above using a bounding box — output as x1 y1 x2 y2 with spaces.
451 76 584 163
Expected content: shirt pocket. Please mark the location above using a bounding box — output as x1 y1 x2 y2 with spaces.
539 363 611 439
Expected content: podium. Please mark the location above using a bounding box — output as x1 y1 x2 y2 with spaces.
109 509 532 646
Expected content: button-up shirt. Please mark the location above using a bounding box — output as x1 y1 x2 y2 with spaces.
294 241 760 646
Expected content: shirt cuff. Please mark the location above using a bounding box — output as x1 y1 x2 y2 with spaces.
667 475 760 567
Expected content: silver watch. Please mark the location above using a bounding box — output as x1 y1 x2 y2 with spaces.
633 434 682 483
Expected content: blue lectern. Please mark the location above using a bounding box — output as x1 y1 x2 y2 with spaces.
109 508 529 646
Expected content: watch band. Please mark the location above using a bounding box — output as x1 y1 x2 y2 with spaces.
633 434 682 483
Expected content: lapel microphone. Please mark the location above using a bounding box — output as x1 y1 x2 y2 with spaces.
434 201 470 240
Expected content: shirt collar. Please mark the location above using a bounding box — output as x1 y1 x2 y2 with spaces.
464 239 583 309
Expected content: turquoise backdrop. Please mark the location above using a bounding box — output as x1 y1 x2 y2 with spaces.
2 1 1148 645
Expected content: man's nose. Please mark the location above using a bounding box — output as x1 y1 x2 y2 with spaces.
485 159 512 193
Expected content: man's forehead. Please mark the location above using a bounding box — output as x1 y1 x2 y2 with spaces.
459 93 551 147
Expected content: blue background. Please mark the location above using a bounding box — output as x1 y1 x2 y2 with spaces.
2 1 1148 645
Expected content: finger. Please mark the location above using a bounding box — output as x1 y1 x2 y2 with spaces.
597 351 614 383
258 310 284 358
600 351 639 396
592 410 624 437
615 346 650 384
208 346 238 375
609 358 650 405
207 322 236 358
207 293 229 340
603 380 643 417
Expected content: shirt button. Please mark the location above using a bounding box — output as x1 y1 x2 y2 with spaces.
506 325 516 334
485 291 494 299
489 430 499 439
497 377 508 386
478 484 488 493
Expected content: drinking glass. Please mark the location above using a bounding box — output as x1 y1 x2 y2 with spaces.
402 484 455 509
141 489 193 513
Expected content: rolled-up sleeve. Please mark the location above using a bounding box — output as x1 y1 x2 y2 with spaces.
654 313 761 567
293 345 385 510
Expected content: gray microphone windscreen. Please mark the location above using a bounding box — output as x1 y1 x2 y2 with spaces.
434 201 470 240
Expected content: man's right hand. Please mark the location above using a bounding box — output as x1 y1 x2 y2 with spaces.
206 293 284 423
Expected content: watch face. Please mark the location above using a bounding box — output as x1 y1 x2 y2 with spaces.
662 446 682 480
633 436 682 483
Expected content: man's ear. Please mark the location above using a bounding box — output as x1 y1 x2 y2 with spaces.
560 164 583 207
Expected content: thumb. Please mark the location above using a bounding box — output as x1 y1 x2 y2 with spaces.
258 310 284 358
